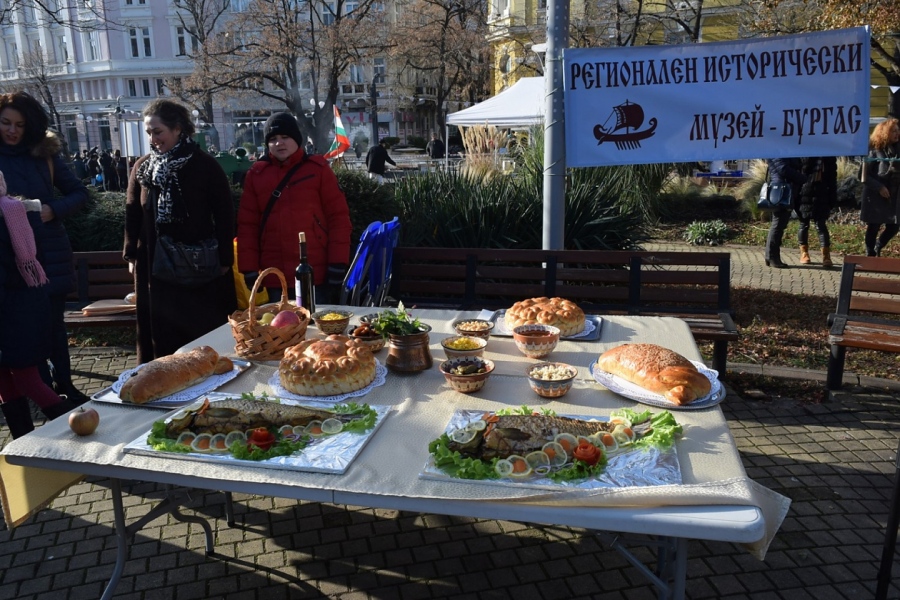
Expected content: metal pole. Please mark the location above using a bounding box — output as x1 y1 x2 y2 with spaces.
542 0 568 250
370 79 379 145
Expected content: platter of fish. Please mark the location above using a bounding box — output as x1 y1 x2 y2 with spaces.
589 361 725 410
92 359 253 409
423 408 683 490
123 392 391 474
487 310 603 341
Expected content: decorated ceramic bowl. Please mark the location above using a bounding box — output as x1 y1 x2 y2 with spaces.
527 362 577 398
512 324 560 359
440 335 488 360
310 310 353 335
451 319 495 341
439 357 495 393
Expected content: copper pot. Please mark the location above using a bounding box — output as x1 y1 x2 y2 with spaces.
384 325 433 372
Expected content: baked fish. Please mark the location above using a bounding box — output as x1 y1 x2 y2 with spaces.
449 414 617 460
164 397 341 438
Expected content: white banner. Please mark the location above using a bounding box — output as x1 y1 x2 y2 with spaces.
563 28 871 167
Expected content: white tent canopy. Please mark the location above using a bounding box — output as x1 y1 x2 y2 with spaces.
446 77 545 128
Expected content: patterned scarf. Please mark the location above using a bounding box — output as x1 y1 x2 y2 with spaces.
0 170 48 287
136 136 196 225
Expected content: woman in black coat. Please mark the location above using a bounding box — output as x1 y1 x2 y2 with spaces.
860 118 900 256
764 157 806 268
795 157 837 267
0 91 89 402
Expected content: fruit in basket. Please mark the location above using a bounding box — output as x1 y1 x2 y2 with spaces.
69 406 100 436
271 310 301 328
258 312 276 325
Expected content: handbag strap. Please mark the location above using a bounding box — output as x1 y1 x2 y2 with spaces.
258 154 309 246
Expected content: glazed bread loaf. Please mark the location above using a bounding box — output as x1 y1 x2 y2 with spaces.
120 346 232 404
505 297 585 337
279 335 377 396
597 343 711 405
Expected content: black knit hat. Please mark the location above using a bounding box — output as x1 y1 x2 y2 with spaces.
264 113 304 147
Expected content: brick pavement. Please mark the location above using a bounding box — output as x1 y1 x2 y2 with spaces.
2 242 900 599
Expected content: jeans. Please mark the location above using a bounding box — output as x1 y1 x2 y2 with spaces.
765 208 791 261
797 216 830 247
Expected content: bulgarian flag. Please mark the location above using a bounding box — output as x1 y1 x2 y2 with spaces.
323 106 351 159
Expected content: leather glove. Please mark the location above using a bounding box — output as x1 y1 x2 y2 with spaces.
243 271 259 291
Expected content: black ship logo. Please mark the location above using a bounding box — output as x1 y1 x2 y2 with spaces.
593 100 658 150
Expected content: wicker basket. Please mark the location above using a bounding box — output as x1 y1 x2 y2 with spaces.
228 267 310 361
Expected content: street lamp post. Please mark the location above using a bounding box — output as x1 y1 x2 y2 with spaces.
77 113 93 151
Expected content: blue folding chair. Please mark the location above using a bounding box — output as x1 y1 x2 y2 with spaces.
368 217 400 307
340 221 382 306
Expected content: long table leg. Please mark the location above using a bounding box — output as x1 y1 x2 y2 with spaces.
101 478 128 600
600 533 687 600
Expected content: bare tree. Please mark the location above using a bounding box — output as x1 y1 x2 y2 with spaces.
17 49 70 156
390 0 491 132
190 0 390 152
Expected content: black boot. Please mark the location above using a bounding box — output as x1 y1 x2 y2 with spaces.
40 397 78 421
1 396 35 439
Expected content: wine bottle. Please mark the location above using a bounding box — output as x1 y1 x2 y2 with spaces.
295 232 315 314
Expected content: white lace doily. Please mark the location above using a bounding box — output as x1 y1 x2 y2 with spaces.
589 360 724 410
267 361 388 402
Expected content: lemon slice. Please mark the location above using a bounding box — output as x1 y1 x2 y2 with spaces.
176 431 196 447
466 419 487 432
495 459 514 477
450 428 477 444
305 420 324 437
554 433 578 456
506 455 532 478
190 433 212 453
525 451 551 470
292 425 306 436
278 424 294 437
541 441 568 466
209 433 229 453
224 431 246 447
321 418 343 435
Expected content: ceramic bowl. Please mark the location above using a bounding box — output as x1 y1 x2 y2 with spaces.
512 324 560 359
310 310 353 335
440 335 487 360
451 319 495 340
527 362 578 398
439 357 495 393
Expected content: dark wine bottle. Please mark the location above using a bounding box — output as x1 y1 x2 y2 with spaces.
295 232 315 314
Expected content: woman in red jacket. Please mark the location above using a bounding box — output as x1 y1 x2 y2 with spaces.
237 113 351 303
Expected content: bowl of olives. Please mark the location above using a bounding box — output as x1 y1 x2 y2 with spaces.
439 357 495 394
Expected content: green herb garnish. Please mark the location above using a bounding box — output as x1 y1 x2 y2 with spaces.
429 434 500 480
369 302 425 337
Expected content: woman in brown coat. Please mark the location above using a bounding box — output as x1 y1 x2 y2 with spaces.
124 100 236 363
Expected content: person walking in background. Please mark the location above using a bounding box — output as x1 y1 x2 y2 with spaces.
796 156 837 267
0 171 76 438
0 91 90 403
365 139 396 184
114 149 128 191
764 157 806 269
237 112 352 304
860 118 900 256
426 133 445 160
124 99 237 364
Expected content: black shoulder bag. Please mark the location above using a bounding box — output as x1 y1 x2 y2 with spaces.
757 165 792 211
151 191 222 287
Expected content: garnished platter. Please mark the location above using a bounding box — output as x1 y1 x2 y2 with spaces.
92 358 253 408
422 406 682 490
487 310 603 341
589 360 725 410
123 392 390 474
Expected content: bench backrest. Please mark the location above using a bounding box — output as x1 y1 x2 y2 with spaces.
390 247 732 314
66 250 133 307
833 255 900 319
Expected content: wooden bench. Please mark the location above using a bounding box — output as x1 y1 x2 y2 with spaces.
389 248 738 373
64 251 136 328
826 255 900 390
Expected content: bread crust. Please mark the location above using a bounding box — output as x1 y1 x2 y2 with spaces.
597 343 711 405
505 297 585 337
120 346 224 404
279 335 377 396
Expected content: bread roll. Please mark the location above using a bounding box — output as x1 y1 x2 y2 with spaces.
279 335 377 396
505 297 585 337
597 343 711 405
120 346 225 404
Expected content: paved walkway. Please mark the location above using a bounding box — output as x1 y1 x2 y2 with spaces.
1 242 899 600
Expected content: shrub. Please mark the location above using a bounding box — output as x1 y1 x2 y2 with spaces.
67 189 127 251
407 135 426 150
334 167 401 242
683 220 730 246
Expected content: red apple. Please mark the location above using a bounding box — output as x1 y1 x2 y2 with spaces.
69 406 100 436
270 310 301 328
